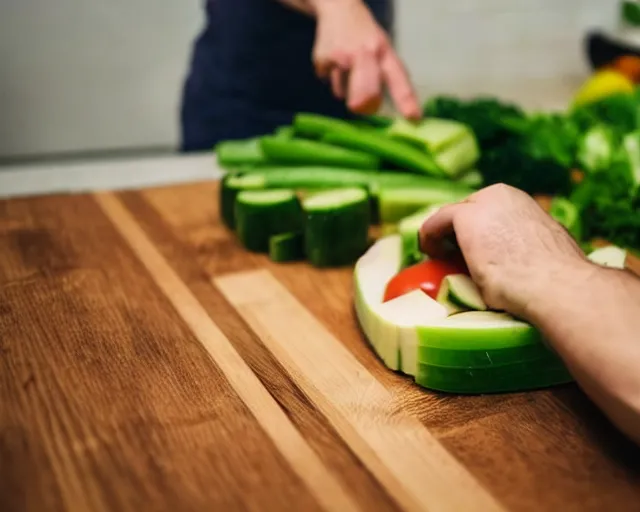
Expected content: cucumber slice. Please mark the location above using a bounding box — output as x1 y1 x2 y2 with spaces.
388 118 470 153
416 359 572 394
416 311 542 350
260 136 381 170
269 232 305 262
216 138 267 168
322 129 446 177
588 245 627 269
438 274 487 311
303 188 371 267
220 173 266 228
418 341 557 369
377 186 472 224
397 205 443 267
235 189 303 253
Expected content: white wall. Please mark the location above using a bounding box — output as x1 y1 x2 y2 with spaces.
395 0 620 109
0 1 204 159
0 0 619 160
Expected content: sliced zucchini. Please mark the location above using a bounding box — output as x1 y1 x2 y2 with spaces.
293 113 355 138
588 245 628 269
387 118 470 153
454 169 484 188
434 132 481 178
303 188 371 267
235 189 303 253
260 136 381 170
377 185 472 224
220 173 266 228
397 205 443 267
269 232 305 262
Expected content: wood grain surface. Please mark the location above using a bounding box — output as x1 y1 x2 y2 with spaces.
1 180 639 512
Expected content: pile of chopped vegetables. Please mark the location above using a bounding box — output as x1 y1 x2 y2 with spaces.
215 85 640 267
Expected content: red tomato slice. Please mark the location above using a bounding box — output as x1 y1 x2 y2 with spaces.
383 259 469 302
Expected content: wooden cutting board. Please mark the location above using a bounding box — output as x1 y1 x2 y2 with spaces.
1 180 639 512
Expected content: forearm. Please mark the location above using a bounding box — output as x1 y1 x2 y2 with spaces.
525 261 640 444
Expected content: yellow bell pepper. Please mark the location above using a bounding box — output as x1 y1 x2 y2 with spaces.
572 69 635 108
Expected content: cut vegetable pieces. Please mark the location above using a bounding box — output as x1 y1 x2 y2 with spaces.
260 136 381 170
416 359 573 394
216 138 267 167
398 205 443 266
220 172 266 228
377 185 472 224
322 129 446 177
302 188 371 267
437 274 487 311
269 232 305 262
387 118 470 153
293 113 355 138
235 189 303 253
433 132 481 178
416 311 542 350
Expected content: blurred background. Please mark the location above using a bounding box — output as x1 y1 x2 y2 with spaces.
0 0 620 165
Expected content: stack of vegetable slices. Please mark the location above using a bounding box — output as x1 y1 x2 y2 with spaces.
216 112 482 267
353 233 581 394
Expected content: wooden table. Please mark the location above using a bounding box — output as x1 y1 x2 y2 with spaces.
1 180 639 512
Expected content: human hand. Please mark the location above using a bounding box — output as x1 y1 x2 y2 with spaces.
418 184 590 319
311 0 421 120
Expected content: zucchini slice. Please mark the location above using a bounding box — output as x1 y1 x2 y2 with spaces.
269 232 305 262
220 173 266 228
235 189 303 253
377 186 472 224
303 188 371 267
437 274 487 312
216 138 267 168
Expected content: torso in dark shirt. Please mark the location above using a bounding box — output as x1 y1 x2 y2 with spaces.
180 0 392 151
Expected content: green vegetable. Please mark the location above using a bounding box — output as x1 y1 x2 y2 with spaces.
433 131 481 177
275 126 295 139
216 138 267 167
303 188 371 267
293 112 356 138
577 124 617 174
234 189 303 252
550 196 582 240
322 129 446 177
397 205 443 266
437 274 487 312
387 118 470 153
260 136 381 170
377 185 473 224
220 172 265 228
454 169 484 188
269 232 305 262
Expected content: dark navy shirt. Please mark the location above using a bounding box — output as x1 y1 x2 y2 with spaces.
180 0 392 151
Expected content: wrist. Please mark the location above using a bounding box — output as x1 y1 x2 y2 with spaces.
521 257 601 326
310 0 361 16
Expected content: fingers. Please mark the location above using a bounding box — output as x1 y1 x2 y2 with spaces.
330 68 346 99
418 203 463 260
347 51 382 115
379 49 421 120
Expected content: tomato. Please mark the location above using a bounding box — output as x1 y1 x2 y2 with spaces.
383 259 469 302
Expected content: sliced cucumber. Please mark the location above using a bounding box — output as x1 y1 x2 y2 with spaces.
377 185 472 224
260 136 381 170
220 172 266 228
416 311 542 350
438 274 487 311
416 359 572 394
303 188 371 267
397 205 443 267
235 189 303 253
269 232 305 262
216 138 267 168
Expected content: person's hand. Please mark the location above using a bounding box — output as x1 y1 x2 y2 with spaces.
311 0 421 120
418 184 591 318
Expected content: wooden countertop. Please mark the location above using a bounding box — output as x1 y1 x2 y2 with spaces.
1 180 639 512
